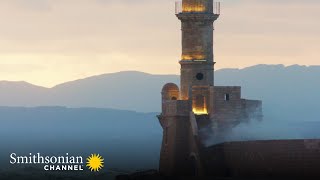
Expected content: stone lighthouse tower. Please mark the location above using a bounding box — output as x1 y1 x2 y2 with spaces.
158 0 262 176
178 0 219 105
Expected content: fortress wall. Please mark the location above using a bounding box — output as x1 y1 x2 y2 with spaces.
211 87 263 126
159 115 192 175
203 139 320 177
162 100 191 116
212 87 245 126
214 86 241 101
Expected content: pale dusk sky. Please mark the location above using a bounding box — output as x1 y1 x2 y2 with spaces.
0 0 319 87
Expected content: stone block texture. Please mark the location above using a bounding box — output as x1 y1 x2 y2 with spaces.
203 140 320 178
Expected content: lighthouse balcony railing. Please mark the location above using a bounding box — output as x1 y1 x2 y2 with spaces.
175 1 220 15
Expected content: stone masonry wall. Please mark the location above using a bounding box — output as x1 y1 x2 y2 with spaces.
202 139 320 178
212 86 262 127
212 86 246 128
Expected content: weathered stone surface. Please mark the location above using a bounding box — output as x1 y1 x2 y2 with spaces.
204 140 320 178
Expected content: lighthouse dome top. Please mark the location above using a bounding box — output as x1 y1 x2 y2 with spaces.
183 0 212 13
162 83 179 93
175 0 220 15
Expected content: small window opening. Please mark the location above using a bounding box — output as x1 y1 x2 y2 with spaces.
225 94 230 101
171 97 177 100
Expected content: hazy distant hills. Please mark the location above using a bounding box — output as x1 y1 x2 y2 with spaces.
0 64 320 121
0 71 178 112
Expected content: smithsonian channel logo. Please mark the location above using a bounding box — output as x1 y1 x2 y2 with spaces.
10 153 104 172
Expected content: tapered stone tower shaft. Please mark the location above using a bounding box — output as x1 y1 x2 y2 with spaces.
177 0 219 102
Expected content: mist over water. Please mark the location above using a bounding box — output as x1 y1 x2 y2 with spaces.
204 114 320 146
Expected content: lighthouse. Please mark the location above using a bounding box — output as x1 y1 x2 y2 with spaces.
158 0 262 176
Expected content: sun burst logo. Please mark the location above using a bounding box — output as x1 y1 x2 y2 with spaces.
86 154 104 172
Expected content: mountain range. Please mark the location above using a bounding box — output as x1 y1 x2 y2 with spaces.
0 64 320 122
